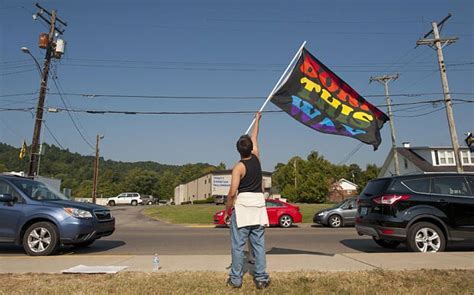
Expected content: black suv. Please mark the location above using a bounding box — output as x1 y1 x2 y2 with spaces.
356 173 474 252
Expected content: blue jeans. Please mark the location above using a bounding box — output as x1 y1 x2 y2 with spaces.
229 213 270 286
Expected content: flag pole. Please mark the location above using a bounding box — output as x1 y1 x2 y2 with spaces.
245 41 307 135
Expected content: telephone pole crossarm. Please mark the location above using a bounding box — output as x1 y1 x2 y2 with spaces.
369 74 400 175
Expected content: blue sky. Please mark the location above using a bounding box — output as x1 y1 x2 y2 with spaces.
1 0 473 172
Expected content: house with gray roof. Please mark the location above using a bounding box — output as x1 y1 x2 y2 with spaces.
379 143 474 177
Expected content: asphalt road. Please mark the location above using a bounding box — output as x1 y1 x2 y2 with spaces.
1 206 473 256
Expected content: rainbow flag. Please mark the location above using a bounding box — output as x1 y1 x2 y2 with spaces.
272 48 389 150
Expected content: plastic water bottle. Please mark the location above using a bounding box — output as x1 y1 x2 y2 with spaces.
152 253 160 271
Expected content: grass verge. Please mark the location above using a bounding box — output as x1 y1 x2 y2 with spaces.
143 203 333 224
1 270 473 294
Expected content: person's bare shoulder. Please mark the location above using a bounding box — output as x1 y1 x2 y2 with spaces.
232 162 245 177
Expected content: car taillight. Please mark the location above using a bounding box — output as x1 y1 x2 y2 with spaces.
380 228 395 235
372 194 410 205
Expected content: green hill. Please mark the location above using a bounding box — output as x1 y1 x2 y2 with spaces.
0 142 224 199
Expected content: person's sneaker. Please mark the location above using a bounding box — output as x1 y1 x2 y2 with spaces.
226 278 242 289
255 279 271 289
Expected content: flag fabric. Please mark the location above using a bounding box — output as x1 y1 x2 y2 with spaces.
271 48 389 150
19 140 27 160
466 132 474 153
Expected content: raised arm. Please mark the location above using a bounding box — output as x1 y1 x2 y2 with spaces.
251 112 261 159
224 163 244 219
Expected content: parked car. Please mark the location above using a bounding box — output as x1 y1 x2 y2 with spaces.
213 199 302 228
214 195 226 205
0 175 115 256
141 195 158 205
356 173 474 252
107 192 143 206
313 197 358 227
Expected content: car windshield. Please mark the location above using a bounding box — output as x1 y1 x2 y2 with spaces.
333 199 349 208
10 178 69 201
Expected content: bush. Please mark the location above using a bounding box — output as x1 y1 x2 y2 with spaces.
192 197 214 205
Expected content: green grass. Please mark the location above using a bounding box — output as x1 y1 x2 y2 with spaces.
144 204 226 224
296 203 333 223
144 203 333 225
1 270 473 294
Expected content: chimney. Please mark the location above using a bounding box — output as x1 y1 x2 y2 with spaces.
402 142 410 148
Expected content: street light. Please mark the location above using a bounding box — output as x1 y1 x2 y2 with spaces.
21 46 45 177
20 47 43 76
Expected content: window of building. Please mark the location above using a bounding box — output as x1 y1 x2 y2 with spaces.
435 150 455 166
461 150 474 165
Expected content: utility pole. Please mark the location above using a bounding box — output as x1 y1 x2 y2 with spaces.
416 13 463 173
27 4 67 176
370 74 400 175
92 135 104 204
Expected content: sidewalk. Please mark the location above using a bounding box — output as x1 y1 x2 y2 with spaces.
1 252 473 273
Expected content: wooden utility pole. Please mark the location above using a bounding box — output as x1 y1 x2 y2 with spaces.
27 11 56 176
92 135 104 204
27 4 67 176
370 74 400 175
417 14 463 173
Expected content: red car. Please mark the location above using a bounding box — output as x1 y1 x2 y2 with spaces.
213 199 302 228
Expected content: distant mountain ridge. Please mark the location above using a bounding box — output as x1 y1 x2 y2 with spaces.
0 142 224 199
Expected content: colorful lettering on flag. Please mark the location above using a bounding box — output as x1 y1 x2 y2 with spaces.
271 48 389 150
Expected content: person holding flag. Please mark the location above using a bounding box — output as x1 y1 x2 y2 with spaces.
224 112 271 290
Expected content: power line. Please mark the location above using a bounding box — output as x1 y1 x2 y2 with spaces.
0 92 38 98
0 107 35 112
0 69 36 76
42 99 473 115
393 106 446 118
50 64 93 142
43 121 65 149
33 91 474 100
337 143 364 165
50 77 95 150
3 99 471 116
43 62 472 73
4 56 470 68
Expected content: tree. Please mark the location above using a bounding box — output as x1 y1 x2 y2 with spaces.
359 164 380 190
122 168 161 196
0 162 7 173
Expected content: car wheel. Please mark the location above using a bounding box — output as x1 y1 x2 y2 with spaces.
108 200 115 206
372 237 401 249
279 215 293 228
131 200 138 206
328 215 342 228
147 201 153 205
74 239 96 248
407 222 446 253
23 222 59 256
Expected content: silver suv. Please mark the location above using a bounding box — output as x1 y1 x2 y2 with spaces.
313 197 358 227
